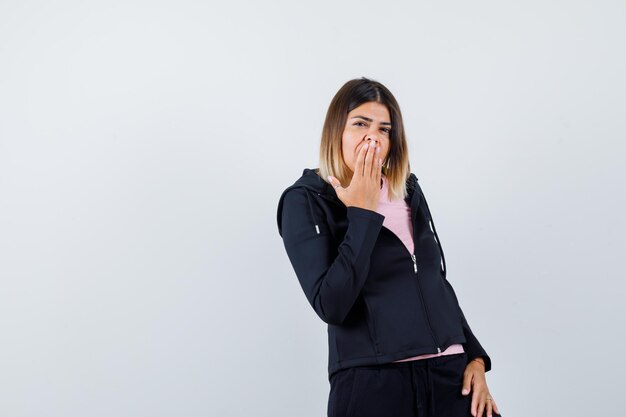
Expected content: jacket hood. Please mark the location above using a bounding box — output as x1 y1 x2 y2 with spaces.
276 168 418 237
276 168 337 238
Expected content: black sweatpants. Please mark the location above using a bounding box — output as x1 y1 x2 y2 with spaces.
327 352 502 417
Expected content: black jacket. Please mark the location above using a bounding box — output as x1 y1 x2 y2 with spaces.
276 168 491 381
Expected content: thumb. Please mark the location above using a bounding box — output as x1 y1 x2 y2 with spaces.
461 373 472 396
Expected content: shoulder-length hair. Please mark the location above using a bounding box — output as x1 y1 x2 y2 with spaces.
317 77 411 201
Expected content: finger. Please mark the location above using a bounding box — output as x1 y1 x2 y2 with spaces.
491 398 500 415
486 398 493 417
376 155 382 188
376 145 382 181
477 397 485 417
327 176 341 192
471 390 478 416
368 141 379 179
363 140 374 178
354 141 368 178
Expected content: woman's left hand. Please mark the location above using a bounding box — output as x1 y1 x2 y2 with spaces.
461 357 501 417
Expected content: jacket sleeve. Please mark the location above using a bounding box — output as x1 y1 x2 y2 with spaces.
279 188 385 325
442 278 492 372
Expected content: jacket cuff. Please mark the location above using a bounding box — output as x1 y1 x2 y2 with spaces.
463 329 492 373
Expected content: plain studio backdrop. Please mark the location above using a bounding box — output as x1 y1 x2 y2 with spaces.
1 1 624 416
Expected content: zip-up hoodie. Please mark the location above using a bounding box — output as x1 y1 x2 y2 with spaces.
276 168 491 381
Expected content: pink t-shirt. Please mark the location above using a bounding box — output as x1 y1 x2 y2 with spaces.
375 174 464 362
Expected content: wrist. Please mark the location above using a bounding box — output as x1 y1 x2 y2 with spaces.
470 357 485 369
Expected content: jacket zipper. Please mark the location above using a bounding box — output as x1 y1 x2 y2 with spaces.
406 180 442 354
411 252 442 354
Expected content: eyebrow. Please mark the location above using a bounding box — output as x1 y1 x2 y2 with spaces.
350 115 392 126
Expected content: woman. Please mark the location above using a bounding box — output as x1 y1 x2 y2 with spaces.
276 77 502 417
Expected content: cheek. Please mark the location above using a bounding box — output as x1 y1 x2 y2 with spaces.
342 142 354 160
341 140 354 163
344 137 361 154
382 144 391 159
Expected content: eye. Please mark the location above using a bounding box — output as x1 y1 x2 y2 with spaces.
381 128 391 134
354 121 366 127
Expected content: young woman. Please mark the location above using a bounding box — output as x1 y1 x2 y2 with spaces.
277 77 502 417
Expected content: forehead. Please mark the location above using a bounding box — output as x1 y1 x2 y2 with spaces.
347 101 390 119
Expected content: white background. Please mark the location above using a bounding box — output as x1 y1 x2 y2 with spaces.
1 1 625 416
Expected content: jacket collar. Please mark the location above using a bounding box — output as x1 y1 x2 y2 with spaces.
277 168 419 237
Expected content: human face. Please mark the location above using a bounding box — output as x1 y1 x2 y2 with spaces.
341 101 391 176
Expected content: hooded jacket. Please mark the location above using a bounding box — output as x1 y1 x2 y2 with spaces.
276 168 491 381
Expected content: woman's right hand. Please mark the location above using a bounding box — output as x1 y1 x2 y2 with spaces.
327 141 382 212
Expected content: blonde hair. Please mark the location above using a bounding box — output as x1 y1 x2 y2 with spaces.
317 77 411 201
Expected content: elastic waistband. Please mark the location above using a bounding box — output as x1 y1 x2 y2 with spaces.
351 352 466 371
